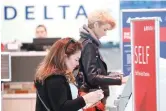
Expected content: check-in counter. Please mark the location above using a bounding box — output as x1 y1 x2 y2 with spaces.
2 49 122 111
2 94 36 111
2 51 47 111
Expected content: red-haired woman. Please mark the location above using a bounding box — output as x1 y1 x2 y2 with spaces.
34 38 104 111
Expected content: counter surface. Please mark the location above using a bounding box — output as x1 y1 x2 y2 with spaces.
3 93 36 99
2 51 47 57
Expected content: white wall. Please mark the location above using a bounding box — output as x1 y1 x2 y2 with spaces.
159 57 166 111
1 0 120 43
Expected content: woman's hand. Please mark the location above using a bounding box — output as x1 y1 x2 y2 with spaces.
82 89 104 108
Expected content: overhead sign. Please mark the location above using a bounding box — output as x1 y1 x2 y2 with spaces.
1 0 120 43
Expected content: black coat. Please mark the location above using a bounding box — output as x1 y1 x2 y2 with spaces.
35 74 85 111
78 27 122 97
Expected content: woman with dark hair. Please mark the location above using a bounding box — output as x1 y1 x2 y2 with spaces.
34 38 104 111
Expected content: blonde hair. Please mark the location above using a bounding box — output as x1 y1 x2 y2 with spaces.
88 10 116 30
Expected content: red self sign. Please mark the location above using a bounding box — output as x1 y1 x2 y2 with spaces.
131 19 159 111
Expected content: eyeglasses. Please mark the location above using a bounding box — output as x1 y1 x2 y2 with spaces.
64 39 76 54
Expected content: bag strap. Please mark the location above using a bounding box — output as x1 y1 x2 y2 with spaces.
36 90 51 111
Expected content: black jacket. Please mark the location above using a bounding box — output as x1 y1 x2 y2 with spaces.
78 26 122 97
35 74 85 111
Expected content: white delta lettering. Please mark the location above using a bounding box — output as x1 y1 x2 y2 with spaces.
135 46 150 64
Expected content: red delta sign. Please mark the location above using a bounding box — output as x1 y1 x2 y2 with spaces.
131 18 160 111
